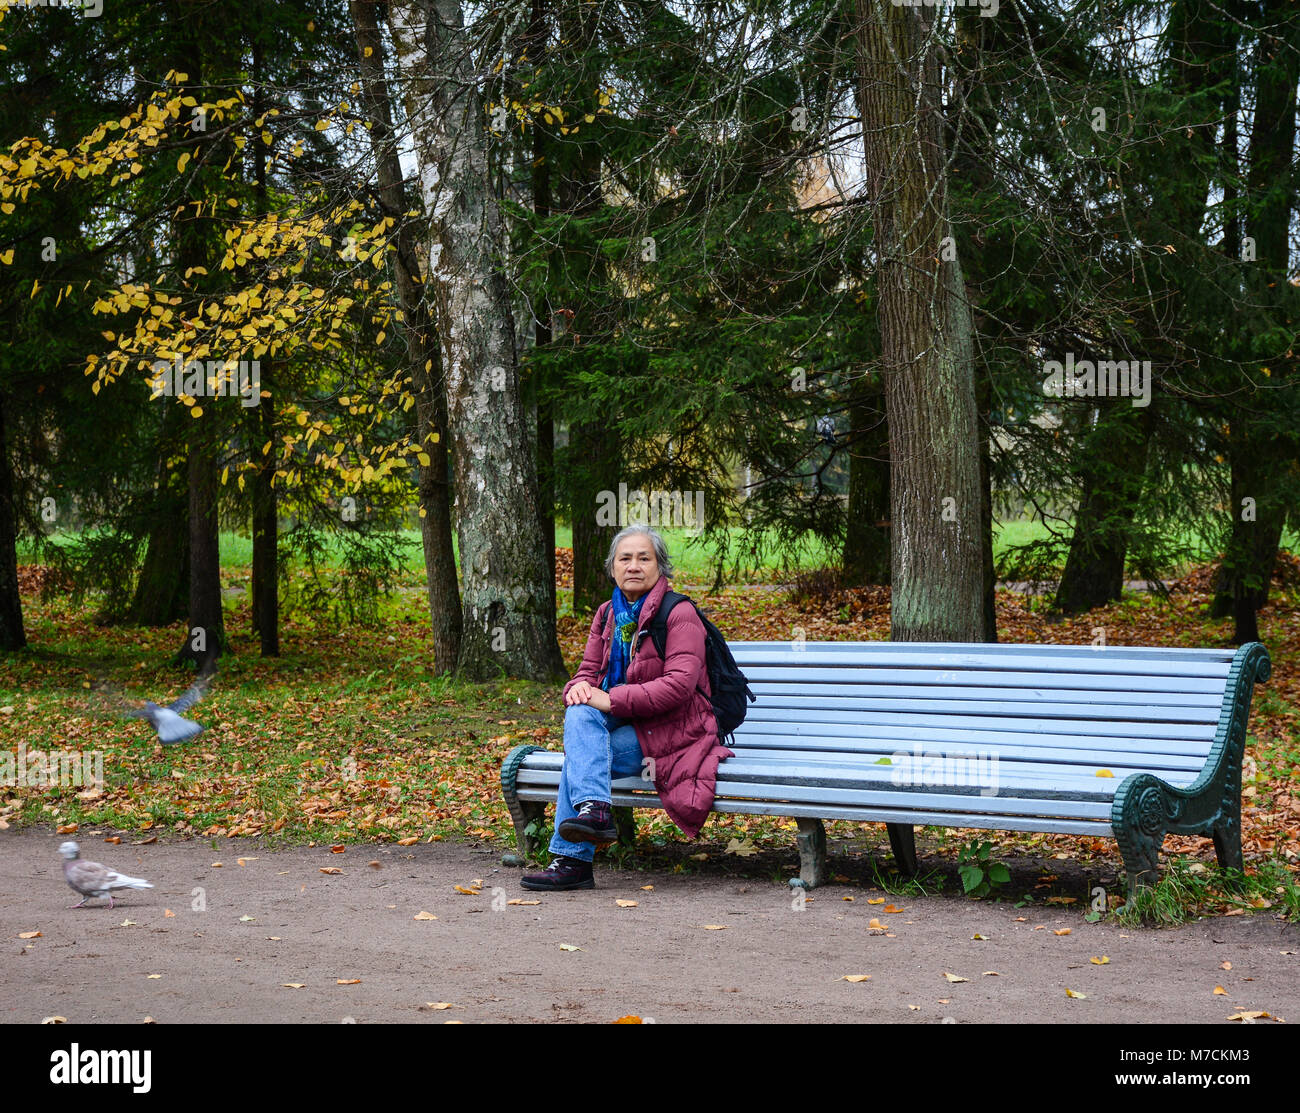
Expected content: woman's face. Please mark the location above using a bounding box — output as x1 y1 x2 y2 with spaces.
612 535 661 601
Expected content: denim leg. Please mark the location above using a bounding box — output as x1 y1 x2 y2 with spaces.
549 704 644 861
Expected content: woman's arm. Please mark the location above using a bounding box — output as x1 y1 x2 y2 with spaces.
607 605 705 720
561 604 610 702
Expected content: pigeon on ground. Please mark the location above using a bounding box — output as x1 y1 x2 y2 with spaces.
123 663 216 744
59 841 153 909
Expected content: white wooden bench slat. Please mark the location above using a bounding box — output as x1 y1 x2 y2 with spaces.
738 663 1229 686
731 648 1233 677
741 694 1220 724
747 682 1223 708
514 787 1115 836
516 748 1204 782
731 721 1213 757
516 761 1191 798
736 708 1216 741
519 779 1114 820
730 641 1235 659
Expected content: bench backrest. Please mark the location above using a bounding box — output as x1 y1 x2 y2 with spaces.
727 642 1235 780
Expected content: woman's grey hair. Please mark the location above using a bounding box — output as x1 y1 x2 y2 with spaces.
604 524 674 580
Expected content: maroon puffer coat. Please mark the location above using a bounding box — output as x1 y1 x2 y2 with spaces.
562 575 731 838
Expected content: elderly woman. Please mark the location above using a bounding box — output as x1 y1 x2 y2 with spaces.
521 524 732 891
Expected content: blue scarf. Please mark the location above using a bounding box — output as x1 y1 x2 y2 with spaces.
602 586 646 691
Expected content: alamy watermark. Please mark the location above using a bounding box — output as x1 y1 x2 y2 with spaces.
888 744 999 796
12 0 104 17
148 357 262 408
595 483 704 535
1042 353 1152 408
1 744 104 790
892 0 999 16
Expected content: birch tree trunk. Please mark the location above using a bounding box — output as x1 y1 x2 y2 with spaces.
389 0 564 680
855 0 983 642
351 0 462 672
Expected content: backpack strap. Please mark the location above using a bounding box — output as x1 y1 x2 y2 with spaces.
647 590 688 662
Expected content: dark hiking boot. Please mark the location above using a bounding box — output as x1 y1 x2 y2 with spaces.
520 855 595 891
558 800 618 846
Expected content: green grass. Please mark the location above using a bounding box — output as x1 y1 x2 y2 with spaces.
24 519 1298 585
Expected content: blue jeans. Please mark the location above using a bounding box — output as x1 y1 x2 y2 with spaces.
549 703 644 862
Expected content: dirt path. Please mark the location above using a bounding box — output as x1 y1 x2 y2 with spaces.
4 827 1298 1026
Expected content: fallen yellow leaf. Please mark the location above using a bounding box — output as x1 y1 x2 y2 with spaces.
453 884 480 895
559 943 582 951
397 836 419 846
973 933 988 940
319 867 342 875
613 1015 643 1023
330 845 345 854
841 974 872 983
336 979 361 985
413 911 438 920
1228 1010 1270 1021
18 931 41 939
280 983 306 989
164 909 175 918
1220 961 1232 970
615 899 639 908
843 896 855 902
506 899 541 906
866 897 886 905
640 885 654 891
868 918 887 930
1053 928 1071 936
1091 956 1110 965
1065 988 1087 999
1096 769 1114 778
943 972 969 983
42 1016 68 1024
1214 985 1228 995
701 924 728 930
884 904 904 914
425 1002 454 1010
146 974 161 979
982 971 999 976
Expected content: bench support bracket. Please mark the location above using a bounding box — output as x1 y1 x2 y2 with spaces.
886 823 918 876
1112 642 1270 894
794 817 827 888
501 744 545 860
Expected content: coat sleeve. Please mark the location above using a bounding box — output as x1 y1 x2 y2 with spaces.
562 604 610 702
607 605 705 720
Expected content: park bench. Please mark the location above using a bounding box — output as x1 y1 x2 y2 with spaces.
500 641 1271 893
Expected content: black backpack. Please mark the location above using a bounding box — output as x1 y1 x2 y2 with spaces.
647 591 755 745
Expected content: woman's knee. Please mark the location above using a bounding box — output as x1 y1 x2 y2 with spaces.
564 701 606 733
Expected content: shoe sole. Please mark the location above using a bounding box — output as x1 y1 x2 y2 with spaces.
519 875 595 891
557 820 619 846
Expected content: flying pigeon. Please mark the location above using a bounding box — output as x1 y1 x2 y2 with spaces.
59 841 153 909
123 664 216 744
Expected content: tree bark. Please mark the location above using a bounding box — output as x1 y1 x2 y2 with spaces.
129 400 190 626
389 0 564 680
351 0 461 671
841 372 890 585
249 33 279 657
1212 0 1298 641
0 388 26 651
855 0 983 642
